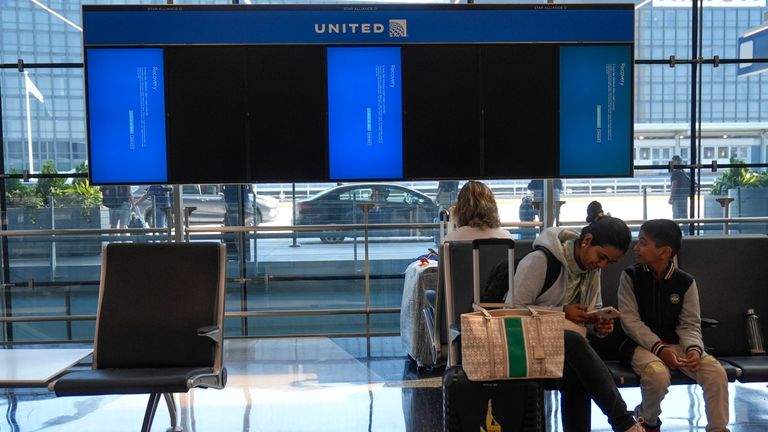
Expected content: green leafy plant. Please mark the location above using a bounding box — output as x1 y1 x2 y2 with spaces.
58 179 103 221
5 161 102 223
711 158 768 195
5 168 23 195
5 168 43 212
72 161 89 187
36 160 67 205
6 184 44 210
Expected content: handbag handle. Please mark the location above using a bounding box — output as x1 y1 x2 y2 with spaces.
472 304 539 318
471 304 547 362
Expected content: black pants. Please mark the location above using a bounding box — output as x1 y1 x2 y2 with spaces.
560 330 636 432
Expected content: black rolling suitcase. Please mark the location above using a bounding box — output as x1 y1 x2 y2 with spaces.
441 239 546 432
443 366 545 432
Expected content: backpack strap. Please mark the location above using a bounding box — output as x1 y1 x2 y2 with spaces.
532 245 562 300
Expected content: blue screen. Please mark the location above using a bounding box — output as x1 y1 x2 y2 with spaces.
559 45 632 177
327 47 403 180
87 48 168 184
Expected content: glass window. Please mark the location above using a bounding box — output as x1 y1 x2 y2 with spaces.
731 147 748 159
339 188 369 202
201 185 219 195
384 187 406 203
2 0 768 341
182 185 199 195
2 68 86 173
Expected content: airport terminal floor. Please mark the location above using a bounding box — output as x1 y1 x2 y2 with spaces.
2 337 768 432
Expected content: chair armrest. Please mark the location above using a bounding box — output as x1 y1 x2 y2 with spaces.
197 325 221 342
701 318 719 328
189 366 228 390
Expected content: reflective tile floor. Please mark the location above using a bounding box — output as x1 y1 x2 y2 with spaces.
2 337 768 431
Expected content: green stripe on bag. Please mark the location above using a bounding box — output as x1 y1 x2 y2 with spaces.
504 317 527 377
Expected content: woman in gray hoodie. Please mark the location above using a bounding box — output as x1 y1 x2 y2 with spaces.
510 201 643 432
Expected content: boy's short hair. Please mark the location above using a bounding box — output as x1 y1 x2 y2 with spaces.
640 219 682 257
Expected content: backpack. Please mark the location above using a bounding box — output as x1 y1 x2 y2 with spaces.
480 245 562 303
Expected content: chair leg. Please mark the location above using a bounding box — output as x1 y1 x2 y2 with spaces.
163 393 183 432
141 393 161 432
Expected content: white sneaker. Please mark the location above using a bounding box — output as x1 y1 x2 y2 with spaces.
624 417 645 432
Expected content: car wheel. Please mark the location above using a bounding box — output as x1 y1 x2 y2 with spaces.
319 231 345 244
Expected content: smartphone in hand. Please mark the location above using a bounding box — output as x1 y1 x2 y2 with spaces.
586 306 621 320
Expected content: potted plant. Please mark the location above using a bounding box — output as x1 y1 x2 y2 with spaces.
707 158 768 234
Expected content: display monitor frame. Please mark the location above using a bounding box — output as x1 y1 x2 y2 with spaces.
82 3 634 185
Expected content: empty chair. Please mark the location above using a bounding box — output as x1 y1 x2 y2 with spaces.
51 242 227 432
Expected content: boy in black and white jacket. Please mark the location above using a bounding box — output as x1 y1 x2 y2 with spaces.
618 219 729 432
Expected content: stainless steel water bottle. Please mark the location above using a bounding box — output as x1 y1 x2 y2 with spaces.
746 309 766 355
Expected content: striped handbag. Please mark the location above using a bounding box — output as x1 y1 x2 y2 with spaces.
460 306 564 381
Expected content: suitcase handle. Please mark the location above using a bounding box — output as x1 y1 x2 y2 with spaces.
472 239 515 307
471 238 514 249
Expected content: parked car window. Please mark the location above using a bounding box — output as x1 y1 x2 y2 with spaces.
403 190 425 205
201 185 219 195
339 188 371 202
295 183 439 243
385 187 406 203
182 185 199 195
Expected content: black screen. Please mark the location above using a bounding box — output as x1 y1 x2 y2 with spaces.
403 45 483 180
164 47 249 183
245 46 327 182
84 5 634 184
165 46 327 183
481 45 560 178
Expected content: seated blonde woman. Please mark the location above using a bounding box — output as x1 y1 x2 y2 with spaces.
443 180 512 242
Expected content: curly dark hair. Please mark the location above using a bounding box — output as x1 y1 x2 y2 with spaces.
454 181 501 229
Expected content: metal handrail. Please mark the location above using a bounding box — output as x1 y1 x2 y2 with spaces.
0 314 95 323
559 216 768 228
2 217 763 237
0 227 167 237
0 308 401 324
196 221 543 233
0 221 543 237
233 308 400 317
